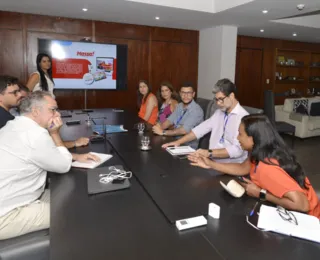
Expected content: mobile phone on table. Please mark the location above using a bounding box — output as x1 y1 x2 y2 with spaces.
176 155 188 160
237 176 247 183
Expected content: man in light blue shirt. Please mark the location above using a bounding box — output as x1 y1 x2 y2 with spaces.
152 83 203 148
163 79 248 163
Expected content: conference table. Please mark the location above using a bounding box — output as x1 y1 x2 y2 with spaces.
51 108 320 260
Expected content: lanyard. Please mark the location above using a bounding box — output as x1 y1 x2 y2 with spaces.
219 112 230 143
175 109 187 128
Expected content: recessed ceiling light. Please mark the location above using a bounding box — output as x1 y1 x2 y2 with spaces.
293 33 297 37
82 8 88 12
155 16 160 20
262 10 268 14
260 29 264 32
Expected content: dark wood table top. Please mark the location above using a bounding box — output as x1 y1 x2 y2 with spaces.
51 108 320 260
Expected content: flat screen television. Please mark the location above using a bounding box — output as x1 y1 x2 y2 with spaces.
38 39 128 90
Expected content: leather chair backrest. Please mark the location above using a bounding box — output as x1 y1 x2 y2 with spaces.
242 106 264 115
205 100 218 120
264 90 276 122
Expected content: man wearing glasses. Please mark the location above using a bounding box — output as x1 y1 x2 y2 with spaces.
153 83 203 148
0 76 23 128
0 75 88 149
163 79 248 163
0 91 99 240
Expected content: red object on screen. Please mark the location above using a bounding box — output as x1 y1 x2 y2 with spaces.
112 59 117 80
52 58 91 79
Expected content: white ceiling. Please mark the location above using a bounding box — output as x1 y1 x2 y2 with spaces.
0 0 320 43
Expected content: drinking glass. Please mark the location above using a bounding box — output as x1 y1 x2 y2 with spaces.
137 123 145 134
141 136 150 148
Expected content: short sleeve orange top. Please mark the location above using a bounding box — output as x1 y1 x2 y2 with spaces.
138 93 158 125
250 160 320 219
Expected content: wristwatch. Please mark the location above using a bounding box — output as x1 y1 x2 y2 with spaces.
208 149 213 158
162 130 167 136
259 189 267 201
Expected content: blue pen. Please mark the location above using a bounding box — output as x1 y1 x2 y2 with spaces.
250 201 259 217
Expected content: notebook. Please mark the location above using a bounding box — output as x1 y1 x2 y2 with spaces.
166 146 195 156
87 165 131 194
257 205 320 243
71 152 113 169
92 124 128 134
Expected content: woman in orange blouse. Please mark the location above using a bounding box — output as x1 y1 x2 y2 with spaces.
137 80 158 125
189 114 320 218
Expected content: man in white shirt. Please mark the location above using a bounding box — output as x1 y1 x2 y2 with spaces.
0 91 98 240
163 79 248 164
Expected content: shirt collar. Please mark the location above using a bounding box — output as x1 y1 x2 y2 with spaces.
180 99 195 110
228 102 241 115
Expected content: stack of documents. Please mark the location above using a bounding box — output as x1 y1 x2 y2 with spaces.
72 152 113 169
257 205 320 243
166 146 195 156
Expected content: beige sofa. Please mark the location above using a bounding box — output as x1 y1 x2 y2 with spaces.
275 97 320 138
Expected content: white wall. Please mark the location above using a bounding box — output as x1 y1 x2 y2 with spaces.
214 0 254 12
126 0 215 13
197 25 238 99
220 26 237 81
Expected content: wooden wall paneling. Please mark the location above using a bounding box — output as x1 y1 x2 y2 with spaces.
151 27 197 44
262 39 276 92
26 32 93 76
95 21 149 40
189 34 199 93
237 36 263 49
151 42 172 91
237 35 320 106
169 43 192 88
26 14 92 35
26 32 91 109
0 29 24 80
89 37 149 110
0 11 199 110
151 42 193 94
0 11 22 29
235 48 263 108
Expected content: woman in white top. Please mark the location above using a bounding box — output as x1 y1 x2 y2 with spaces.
27 53 55 96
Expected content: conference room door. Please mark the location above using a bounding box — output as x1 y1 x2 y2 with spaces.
235 48 263 108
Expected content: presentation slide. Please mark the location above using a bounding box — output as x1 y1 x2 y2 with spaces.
51 41 117 89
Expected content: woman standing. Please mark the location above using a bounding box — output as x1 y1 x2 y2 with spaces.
156 81 178 123
189 114 320 218
27 53 55 96
137 80 158 125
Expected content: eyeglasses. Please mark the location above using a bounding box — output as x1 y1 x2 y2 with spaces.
276 206 298 225
180 91 194 96
214 95 228 103
48 107 60 114
246 205 298 232
7 89 21 96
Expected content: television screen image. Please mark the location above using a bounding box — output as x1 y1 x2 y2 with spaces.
38 39 127 90
96 57 114 76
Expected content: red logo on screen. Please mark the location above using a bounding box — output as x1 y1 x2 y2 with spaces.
77 51 95 56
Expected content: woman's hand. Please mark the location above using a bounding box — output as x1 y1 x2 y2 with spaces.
239 178 261 198
188 154 211 169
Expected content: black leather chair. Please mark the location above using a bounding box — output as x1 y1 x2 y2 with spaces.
242 106 263 115
196 97 212 119
0 230 49 260
198 99 218 149
264 90 296 148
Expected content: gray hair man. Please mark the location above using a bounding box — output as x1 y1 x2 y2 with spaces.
163 79 248 165
0 91 98 240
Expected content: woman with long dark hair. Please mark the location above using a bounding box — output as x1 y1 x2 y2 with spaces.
156 81 179 123
137 80 158 125
188 114 320 218
27 53 55 95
